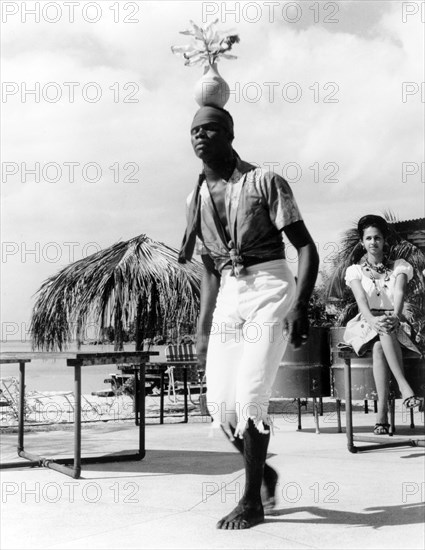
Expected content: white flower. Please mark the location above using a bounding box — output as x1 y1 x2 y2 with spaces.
171 20 240 67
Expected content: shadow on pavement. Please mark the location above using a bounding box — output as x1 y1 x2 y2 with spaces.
85 449 243 476
267 502 425 528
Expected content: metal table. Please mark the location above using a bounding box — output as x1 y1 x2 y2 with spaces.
0 351 157 478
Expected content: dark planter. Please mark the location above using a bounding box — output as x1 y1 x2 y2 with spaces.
271 327 331 398
404 356 425 398
330 327 378 400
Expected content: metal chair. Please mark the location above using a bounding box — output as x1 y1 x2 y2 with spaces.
146 344 206 424
332 345 425 452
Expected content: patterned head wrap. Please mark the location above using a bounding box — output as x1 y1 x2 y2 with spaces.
190 105 234 138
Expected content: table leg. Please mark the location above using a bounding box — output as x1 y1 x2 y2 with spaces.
389 398 395 435
7 362 43 469
18 361 25 452
344 358 357 453
74 364 82 477
336 399 342 433
16 363 43 467
183 368 188 423
138 363 145 458
313 397 320 434
410 408 415 429
41 364 81 478
297 398 302 431
0 361 41 469
160 370 165 425
134 370 140 427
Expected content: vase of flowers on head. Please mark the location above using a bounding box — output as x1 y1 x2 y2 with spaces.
171 19 240 108
194 62 230 108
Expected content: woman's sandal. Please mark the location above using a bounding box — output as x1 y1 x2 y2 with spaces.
403 396 422 410
373 423 390 435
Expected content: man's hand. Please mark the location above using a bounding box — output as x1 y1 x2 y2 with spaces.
282 223 319 350
284 304 309 350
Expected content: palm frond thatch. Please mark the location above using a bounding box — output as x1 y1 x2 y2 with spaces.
30 235 203 351
325 228 361 299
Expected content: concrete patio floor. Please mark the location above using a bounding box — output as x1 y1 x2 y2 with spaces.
1 403 424 550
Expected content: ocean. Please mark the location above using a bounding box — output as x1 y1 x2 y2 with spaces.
0 340 167 394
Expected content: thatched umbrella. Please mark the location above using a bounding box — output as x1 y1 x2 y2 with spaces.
30 234 203 351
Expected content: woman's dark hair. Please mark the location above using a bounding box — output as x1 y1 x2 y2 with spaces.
357 215 389 239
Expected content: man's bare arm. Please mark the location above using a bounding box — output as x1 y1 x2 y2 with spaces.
283 220 319 349
196 254 221 367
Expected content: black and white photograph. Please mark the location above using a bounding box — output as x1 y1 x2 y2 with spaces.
1 1 424 549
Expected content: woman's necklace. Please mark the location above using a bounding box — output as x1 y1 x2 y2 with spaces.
362 256 391 296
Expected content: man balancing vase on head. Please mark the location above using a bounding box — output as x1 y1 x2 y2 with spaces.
178 104 319 529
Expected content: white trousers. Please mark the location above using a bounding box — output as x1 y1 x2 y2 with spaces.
205 259 296 438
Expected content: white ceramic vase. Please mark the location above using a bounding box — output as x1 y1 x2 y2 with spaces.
194 62 230 108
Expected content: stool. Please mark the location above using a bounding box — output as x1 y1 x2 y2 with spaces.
336 348 425 452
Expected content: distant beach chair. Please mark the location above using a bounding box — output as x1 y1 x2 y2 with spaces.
91 374 135 418
0 377 25 420
150 343 207 423
165 343 205 404
27 390 99 417
0 377 98 423
106 344 208 423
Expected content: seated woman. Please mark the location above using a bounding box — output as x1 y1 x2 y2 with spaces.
343 214 422 435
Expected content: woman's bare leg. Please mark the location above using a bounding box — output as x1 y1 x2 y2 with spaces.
379 333 415 399
372 341 390 425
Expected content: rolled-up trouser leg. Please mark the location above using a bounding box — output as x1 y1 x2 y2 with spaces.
206 259 296 437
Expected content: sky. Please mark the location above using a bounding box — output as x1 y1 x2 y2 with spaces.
1 0 424 342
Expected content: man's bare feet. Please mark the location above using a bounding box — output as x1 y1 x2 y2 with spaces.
216 500 264 530
261 465 278 512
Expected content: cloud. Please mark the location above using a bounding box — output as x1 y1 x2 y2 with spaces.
1 1 423 326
